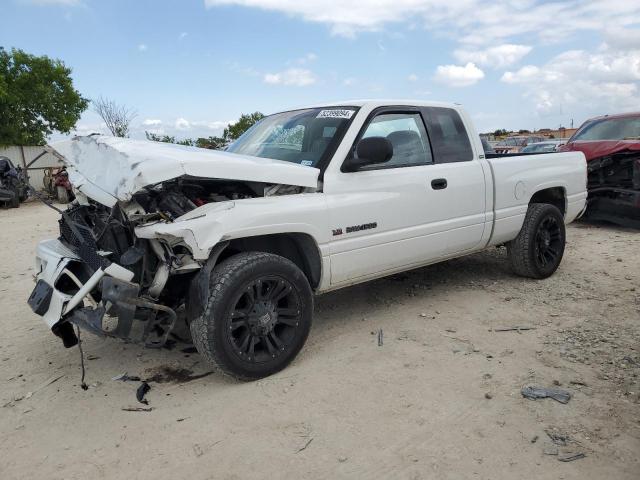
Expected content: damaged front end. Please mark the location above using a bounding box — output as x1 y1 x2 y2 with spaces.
560 114 640 229
584 151 640 228
29 197 194 348
28 135 320 349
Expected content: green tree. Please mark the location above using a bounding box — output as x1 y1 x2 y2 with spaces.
223 112 265 141
0 47 88 145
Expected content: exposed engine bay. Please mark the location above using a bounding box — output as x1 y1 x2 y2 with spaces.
46 177 304 348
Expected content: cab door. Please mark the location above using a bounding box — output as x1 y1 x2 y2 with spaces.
323 106 486 286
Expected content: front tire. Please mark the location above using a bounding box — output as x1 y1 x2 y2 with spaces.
507 203 566 279
190 252 313 380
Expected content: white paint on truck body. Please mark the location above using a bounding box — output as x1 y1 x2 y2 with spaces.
34 100 587 329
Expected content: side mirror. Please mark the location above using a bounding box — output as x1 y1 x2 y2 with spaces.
342 136 393 172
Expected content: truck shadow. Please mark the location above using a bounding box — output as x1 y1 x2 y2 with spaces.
53 248 515 385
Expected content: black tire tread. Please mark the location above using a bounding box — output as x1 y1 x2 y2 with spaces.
507 203 565 279
190 251 311 381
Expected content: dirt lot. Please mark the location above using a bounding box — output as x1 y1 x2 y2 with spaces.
1 200 638 480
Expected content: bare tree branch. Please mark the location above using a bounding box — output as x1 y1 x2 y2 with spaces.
92 97 137 137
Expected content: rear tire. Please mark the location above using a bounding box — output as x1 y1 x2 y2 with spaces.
190 252 313 381
507 203 566 279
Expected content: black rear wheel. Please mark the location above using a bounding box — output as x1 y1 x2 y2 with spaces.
190 252 313 380
507 203 566 279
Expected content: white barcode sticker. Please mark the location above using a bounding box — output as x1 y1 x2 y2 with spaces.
316 109 355 119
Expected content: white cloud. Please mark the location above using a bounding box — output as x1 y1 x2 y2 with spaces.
170 118 231 133
434 62 484 87
295 52 317 64
454 44 532 68
407 73 418 82
501 47 640 115
137 44 148 52
343 77 357 86
204 1 640 44
142 119 162 126
264 68 316 86
179 32 188 40
175 118 191 130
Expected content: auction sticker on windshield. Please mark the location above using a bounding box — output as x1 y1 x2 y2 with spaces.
316 109 355 119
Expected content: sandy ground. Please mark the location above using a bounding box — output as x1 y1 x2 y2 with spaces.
0 200 638 480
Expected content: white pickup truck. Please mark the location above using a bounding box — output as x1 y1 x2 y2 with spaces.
28 100 587 379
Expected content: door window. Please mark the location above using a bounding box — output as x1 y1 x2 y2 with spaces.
357 112 433 168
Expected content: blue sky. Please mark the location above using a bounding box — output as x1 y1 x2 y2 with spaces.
2 0 640 140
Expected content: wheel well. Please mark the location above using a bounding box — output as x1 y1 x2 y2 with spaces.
529 187 566 217
220 233 322 289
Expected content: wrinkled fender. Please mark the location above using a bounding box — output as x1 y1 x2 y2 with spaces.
134 194 332 261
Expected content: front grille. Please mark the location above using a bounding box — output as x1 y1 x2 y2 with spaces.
59 212 109 271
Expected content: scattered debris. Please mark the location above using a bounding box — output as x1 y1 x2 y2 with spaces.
338 456 348 463
145 366 214 384
558 451 586 462
86 354 100 361
569 380 588 387
76 326 88 391
295 438 314 453
112 373 141 382
136 382 151 404
493 326 536 333
181 346 198 354
484 392 493 399
543 446 559 456
531 435 539 443
37 374 65 391
521 386 572 404
377 329 383 347
545 430 570 446
121 407 153 412
193 444 204 457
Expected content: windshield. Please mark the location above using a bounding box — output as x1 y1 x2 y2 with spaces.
572 116 640 141
226 107 358 167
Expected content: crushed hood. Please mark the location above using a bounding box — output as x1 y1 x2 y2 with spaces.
51 135 320 206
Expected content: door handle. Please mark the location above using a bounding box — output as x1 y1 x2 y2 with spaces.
431 178 448 190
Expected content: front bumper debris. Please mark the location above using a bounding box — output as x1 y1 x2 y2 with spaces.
30 238 177 348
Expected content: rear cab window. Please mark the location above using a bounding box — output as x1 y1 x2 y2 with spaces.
421 107 473 163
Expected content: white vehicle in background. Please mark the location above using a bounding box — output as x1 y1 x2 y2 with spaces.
494 135 546 154
521 140 566 153
28 100 587 380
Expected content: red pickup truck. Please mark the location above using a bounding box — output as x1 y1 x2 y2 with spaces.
559 112 640 228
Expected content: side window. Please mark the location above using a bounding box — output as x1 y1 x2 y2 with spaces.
357 112 432 168
422 107 473 163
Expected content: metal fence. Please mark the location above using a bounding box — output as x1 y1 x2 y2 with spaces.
0 145 64 191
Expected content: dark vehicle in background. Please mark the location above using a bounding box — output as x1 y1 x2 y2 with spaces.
494 135 545 154
521 140 565 153
559 112 640 228
0 156 29 208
